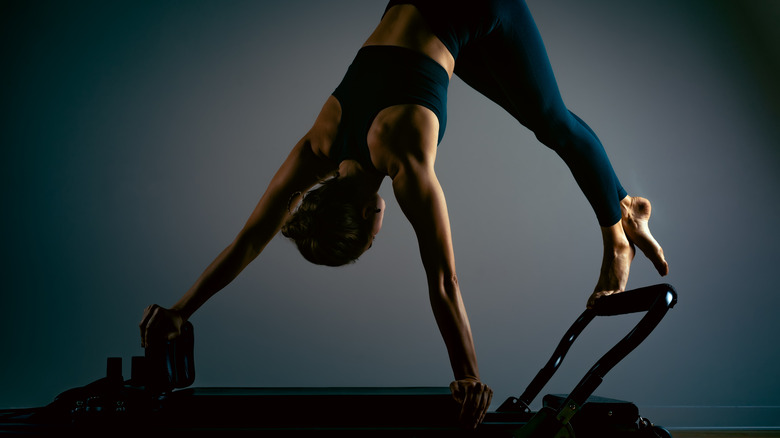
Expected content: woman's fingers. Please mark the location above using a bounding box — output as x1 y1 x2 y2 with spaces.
139 304 159 348
451 379 493 429
479 385 493 425
139 304 172 348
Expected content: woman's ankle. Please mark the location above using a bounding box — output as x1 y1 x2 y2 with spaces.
601 221 630 251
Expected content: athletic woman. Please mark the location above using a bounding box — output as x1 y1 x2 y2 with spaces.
140 0 669 429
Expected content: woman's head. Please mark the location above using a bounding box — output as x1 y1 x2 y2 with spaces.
281 176 384 266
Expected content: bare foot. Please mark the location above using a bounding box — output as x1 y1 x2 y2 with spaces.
620 196 669 276
588 227 635 308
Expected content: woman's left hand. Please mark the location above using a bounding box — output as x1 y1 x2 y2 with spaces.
449 378 493 429
139 304 184 348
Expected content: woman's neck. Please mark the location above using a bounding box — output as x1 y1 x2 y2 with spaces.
338 159 384 195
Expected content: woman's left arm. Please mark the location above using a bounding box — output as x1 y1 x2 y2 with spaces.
391 157 492 429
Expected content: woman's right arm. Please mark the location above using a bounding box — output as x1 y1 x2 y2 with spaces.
140 132 336 347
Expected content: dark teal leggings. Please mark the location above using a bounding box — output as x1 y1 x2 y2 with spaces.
453 0 627 226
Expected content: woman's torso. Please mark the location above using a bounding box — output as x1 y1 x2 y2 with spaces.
312 0 508 175
310 4 457 175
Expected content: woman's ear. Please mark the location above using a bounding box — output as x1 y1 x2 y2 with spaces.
362 200 382 219
361 202 376 220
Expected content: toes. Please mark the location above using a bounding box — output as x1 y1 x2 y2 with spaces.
631 232 667 276
653 249 669 276
638 241 668 276
588 290 614 308
622 197 668 277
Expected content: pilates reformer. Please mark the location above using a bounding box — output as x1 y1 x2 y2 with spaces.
0 283 677 437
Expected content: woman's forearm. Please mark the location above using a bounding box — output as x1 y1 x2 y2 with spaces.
170 199 288 320
428 275 481 381
171 234 262 321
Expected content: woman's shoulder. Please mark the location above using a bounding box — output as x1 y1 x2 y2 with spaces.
368 104 440 175
308 96 342 159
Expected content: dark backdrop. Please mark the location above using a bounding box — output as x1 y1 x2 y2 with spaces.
2 0 779 428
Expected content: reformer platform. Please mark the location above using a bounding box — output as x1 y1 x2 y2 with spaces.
0 283 678 437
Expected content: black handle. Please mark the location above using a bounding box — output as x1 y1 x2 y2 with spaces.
592 283 677 316
144 321 196 393
553 283 677 426
498 283 677 413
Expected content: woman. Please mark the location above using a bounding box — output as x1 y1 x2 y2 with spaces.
139 0 669 429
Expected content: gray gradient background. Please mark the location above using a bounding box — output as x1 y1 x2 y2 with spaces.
2 0 779 428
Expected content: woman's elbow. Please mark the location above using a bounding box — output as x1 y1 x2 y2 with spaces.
429 273 461 302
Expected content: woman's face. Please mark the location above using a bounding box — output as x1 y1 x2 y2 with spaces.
365 193 386 250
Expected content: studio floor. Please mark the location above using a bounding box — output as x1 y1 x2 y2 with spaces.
670 431 780 437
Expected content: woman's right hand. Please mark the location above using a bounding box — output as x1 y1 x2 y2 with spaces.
139 304 184 348
450 378 493 430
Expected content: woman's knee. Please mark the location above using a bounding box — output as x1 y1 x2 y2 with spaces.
529 107 578 151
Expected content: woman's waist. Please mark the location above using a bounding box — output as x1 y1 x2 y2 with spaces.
364 3 454 75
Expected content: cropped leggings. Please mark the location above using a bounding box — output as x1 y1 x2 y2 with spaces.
453 0 626 226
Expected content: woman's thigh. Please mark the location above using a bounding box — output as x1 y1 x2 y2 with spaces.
454 0 568 130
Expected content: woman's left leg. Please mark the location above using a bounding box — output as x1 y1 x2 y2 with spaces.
453 0 667 296
453 0 626 227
